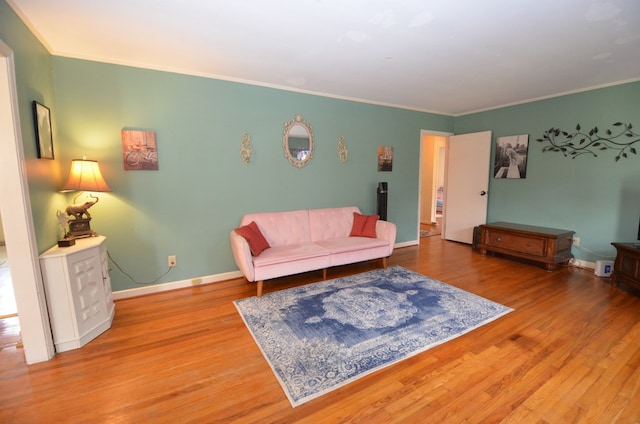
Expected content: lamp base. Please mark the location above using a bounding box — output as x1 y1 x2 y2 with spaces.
68 218 96 238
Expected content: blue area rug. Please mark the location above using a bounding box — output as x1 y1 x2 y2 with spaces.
234 266 513 407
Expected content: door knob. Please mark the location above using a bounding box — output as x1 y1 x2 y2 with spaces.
480 190 487 196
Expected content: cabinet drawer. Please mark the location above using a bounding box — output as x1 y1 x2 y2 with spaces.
485 230 546 256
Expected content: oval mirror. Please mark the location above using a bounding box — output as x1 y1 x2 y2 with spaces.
283 113 314 168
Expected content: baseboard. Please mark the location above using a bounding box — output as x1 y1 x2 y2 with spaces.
396 240 419 248
112 270 244 300
114 241 418 300
568 258 596 270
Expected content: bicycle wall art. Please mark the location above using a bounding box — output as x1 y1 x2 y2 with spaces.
121 129 159 170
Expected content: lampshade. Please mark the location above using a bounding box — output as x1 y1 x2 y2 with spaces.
62 159 111 192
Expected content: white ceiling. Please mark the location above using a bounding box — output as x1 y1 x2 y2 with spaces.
9 0 640 115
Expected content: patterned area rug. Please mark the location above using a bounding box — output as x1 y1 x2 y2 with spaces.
234 266 513 407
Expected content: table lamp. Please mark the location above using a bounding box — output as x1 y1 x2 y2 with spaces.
60 157 111 241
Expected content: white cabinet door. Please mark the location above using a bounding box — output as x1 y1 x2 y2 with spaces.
40 236 115 352
98 242 115 319
67 248 106 337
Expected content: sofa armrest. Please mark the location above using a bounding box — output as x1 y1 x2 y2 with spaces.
376 220 397 255
230 231 256 282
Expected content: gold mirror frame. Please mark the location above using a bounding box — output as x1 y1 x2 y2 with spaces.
283 113 314 168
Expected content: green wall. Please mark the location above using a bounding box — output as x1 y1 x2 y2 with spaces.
455 82 640 262
0 0 66 252
4 0 639 293
52 58 453 290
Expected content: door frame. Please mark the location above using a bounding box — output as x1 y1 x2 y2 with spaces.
418 129 452 241
0 39 55 363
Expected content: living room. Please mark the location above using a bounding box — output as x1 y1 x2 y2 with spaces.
1 0 639 369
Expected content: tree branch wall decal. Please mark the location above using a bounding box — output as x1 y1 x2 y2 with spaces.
537 122 638 161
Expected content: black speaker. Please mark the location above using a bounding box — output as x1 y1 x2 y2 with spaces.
377 182 388 221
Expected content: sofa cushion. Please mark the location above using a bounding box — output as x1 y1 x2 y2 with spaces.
234 221 270 256
253 243 329 267
315 237 388 254
349 213 379 238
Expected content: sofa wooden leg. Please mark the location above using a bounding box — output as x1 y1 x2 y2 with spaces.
322 269 327 280
382 257 387 269
257 280 264 297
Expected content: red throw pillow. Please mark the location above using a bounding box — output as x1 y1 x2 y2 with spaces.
349 212 379 238
234 221 270 256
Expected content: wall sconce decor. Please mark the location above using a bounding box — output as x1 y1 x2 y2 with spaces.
338 136 348 163
537 122 638 161
60 157 111 243
241 130 252 164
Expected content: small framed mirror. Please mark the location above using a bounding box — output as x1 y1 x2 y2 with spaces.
283 113 314 168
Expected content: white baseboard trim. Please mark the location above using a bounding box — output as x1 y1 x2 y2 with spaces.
396 240 419 249
113 241 418 300
112 270 244 300
568 258 596 270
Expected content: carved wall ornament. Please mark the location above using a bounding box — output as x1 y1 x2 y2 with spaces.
240 130 252 164
338 136 348 163
537 122 638 161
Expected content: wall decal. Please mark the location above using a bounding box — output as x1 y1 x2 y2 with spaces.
537 122 638 161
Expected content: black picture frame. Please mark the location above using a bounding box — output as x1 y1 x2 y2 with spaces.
32 101 54 159
493 134 529 179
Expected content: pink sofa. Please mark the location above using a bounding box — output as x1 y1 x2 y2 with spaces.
230 206 396 296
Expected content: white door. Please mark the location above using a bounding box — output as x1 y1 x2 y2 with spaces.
443 131 492 244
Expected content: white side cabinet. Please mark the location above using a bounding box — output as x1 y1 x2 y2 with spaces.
40 236 115 352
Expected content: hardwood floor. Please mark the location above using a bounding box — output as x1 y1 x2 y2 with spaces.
1 237 639 423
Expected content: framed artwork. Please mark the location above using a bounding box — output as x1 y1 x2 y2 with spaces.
121 129 159 170
32 101 54 159
378 146 393 171
494 134 529 179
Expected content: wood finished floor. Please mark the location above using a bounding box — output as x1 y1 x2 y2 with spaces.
1 237 639 423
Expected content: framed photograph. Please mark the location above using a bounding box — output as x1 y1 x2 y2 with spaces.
378 145 393 171
32 101 54 159
494 134 529 179
121 129 159 170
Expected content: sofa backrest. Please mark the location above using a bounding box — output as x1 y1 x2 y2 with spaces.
240 206 362 247
240 209 311 247
309 206 360 241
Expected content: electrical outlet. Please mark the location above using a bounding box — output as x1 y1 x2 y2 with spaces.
572 237 580 246
168 255 177 267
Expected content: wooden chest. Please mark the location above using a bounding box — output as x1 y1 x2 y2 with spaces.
611 243 640 292
474 222 574 271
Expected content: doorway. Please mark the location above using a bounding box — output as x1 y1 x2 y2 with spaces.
419 131 450 241
0 236 18 319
